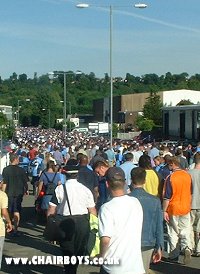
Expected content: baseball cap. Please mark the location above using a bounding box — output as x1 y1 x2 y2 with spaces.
106 167 125 182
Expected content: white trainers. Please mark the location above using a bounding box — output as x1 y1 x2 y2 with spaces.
183 248 191 265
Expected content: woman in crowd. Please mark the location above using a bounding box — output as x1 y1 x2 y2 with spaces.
37 160 61 215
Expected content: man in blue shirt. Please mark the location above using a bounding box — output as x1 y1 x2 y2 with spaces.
30 151 44 195
120 152 137 192
130 167 163 273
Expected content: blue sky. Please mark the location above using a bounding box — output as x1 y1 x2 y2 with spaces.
1 0 200 80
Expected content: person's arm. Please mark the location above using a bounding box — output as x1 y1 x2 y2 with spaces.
88 206 97 216
47 204 57 217
93 186 99 204
152 247 162 263
1 182 6 192
37 181 43 198
1 208 12 232
99 236 111 258
163 199 170 222
162 175 172 223
154 200 164 258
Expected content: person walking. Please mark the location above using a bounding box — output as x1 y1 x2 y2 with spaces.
2 153 29 236
77 155 99 203
138 154 161 197
98 167 144 274
188 152 200 256
37 160 61 215
0 174 12 269
130 167 163 273
47 165 96 274
93 160 110 209
120 152 137 192
30 151 44 195
163 156 192 264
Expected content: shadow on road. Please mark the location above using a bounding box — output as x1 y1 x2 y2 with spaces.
151 258 200 274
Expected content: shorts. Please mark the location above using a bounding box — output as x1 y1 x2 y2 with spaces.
8 195 23 213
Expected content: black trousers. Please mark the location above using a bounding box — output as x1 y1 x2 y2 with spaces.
31 176 39 195
59 214 89 274
99 267 109 274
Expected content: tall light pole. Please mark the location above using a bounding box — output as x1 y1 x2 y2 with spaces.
48 71 82 137
76 3 147 146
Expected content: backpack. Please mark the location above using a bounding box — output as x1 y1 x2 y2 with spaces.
43 172 57 195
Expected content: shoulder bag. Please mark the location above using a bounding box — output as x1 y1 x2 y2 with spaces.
43 184 75 242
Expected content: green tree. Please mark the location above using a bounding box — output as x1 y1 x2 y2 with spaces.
136 115 155 131
143 92 163 126
0 112 8 126
176 99 194 106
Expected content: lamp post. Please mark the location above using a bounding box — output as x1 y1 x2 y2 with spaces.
48 71 82 137
17 98 30 127
76 3 147 146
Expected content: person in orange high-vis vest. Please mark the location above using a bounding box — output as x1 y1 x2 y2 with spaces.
163 156 192 264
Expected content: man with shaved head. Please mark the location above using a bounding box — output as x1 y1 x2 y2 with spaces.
77 155 99 203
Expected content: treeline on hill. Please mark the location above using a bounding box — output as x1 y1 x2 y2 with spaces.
0 71 200 128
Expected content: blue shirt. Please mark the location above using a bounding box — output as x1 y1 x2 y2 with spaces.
120 161 137 186
130 188 164 249
31 156 44 177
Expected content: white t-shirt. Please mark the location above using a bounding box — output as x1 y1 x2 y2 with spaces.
50 179 95 215
98 195 144 274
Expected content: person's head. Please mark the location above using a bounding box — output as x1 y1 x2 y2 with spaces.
79 155 88 166
105 167 125 192
153 156 164 166
21 151 27 157
175 148 183 156
124 152 133 162
194 152 200 165
164 154 172 165
131 167 146 187
9 153 19 165
46 160 56 172
63 165 79 179
45 152 51 159
168 156 181 170
76 153 84 163
138 154 151 169
66 158 78 166
93 160 109 177
0 174 3 184
55 164 61 173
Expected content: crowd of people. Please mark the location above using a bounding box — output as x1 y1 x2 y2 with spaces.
0 126 199 273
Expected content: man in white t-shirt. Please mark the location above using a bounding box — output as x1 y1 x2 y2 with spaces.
98 167 144 274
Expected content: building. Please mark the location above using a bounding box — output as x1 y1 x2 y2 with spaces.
0 105 13 121
93 89 200 127
163 104 200 140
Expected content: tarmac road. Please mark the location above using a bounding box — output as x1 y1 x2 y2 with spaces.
1 190 200 274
